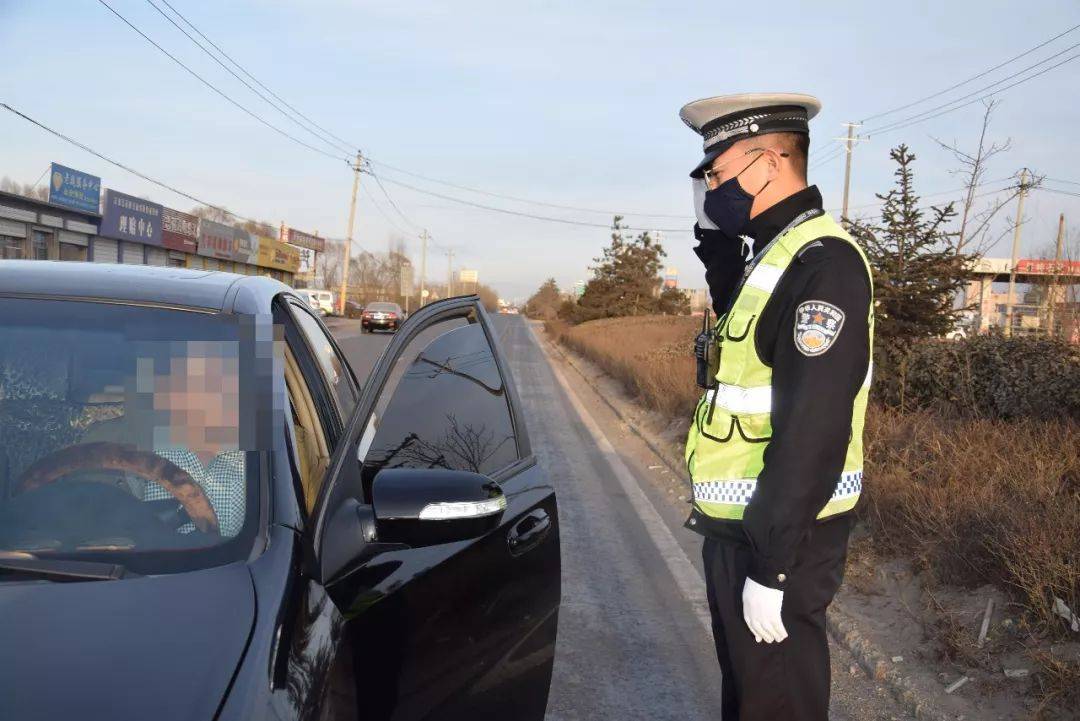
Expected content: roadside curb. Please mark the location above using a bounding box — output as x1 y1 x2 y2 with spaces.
825 610 953 721
535 322 951 721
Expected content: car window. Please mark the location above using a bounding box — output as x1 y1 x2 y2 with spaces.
358 319 519 490
0 297 265 574
288 303 358 422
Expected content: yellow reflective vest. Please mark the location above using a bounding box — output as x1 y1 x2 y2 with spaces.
684 212 874 522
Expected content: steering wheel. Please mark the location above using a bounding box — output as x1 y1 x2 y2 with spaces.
17 442 220 535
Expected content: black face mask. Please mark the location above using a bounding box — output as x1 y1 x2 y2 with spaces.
703 153 770 238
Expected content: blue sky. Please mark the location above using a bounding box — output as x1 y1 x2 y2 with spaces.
3 0 1080 300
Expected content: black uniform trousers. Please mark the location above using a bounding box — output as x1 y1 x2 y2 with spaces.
701 515 852 721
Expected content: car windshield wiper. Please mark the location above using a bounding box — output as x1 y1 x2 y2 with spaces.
0 556 137 581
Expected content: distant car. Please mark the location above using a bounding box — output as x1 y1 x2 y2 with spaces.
306 289 335 316
0 261 560 721
344 299 364 319
505 307 520 315
362 301 404 333
295 289 327 316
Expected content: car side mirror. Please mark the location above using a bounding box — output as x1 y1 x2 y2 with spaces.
371 468 506 546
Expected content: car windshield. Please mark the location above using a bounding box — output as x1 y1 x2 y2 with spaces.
367 303 399 312
0 298 265 575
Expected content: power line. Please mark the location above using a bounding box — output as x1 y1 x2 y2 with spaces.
827 177 1017 213
361 184 411 237
861 24 1080 123
366 167 424 232
95 0 352 164
368 158 691 219
1038 186 1080 199
370 171 692 233
1046 177 1080 186
1 101 257 223
809 146 845 171
865 46 1080 137
143 0 353 156
154 0 358 154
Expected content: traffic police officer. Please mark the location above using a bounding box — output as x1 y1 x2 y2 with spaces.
680 93 873 720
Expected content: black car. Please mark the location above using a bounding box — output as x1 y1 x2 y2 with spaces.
344 299 364 319
361 301 404 333
0 261 560 721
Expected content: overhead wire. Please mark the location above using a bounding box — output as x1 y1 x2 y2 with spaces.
369 172 692 233
94 0 352 164
368 158 691 220
864 45 1080 137
861 24 1080 123
156 0 358 154
366 166 425 232
1 101 257 223
143 0 353 156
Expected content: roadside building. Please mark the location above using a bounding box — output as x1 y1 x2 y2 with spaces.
1 161 301 283
0 189 100 262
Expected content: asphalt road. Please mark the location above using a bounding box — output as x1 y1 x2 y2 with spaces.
326 313 911 721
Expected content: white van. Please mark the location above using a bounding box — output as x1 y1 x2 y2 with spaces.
297 289 335 316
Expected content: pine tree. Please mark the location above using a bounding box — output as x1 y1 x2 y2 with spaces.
851 145 972 342
525 278 562 319
847 145 973 395
563 216 686 322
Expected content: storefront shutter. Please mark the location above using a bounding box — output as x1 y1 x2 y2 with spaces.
92 237 118 263
146 247 168 266
121 241 144 264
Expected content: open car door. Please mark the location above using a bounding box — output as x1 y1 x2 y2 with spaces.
312 296 560 721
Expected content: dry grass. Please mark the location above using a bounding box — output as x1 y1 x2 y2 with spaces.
862 405 1080 632
544 316 700 418
546 315 1080 707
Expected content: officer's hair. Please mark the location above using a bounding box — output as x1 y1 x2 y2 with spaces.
773 132 809 181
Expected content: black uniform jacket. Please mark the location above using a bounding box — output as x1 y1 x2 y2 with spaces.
687 186 872 591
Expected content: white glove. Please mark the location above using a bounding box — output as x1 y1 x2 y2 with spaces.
742 577 788 643
692 178 719 230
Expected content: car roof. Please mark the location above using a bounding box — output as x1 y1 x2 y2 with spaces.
0 260 292 313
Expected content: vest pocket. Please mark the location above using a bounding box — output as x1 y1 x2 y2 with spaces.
733 414 771 443
725 312 756 342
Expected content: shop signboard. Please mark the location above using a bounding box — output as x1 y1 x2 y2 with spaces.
1015 258 1080 276
100 189 162 246
48 163 101 214
234 227 259 265
197 218 237 260
284 227 325 253
257 235 301 273
161 208 198 253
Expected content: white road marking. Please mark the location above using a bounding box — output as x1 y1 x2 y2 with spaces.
526 322 714 635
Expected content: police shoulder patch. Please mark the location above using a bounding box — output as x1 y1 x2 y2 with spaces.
794 300 845 356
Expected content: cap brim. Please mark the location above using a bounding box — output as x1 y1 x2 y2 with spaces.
690 147 725 179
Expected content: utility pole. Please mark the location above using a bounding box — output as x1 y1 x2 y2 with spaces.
1047 212 1066 337
338 150 362 315
446 248 455 297
1004 168 1029 337
838 122 862 225
419 229 428 307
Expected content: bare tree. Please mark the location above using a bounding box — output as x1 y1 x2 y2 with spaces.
933 100 1013 255
933 102 1048 260
1 175 49 202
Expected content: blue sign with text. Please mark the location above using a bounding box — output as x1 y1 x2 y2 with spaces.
48 163 101 214
100 189 163 246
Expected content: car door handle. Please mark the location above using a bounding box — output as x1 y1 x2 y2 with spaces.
507 509 551 557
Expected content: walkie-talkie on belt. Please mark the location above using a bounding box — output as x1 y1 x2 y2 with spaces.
694 307 717 390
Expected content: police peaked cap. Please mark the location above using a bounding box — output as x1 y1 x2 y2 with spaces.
680 93 821 177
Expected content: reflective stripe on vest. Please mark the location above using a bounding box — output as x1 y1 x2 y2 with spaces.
693 470 862 506
684 212 874 523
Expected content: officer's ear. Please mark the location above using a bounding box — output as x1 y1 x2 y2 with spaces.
762 147 787 181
